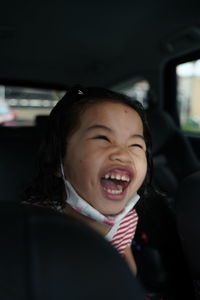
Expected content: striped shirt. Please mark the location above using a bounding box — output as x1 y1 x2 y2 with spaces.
111 209 138 255
25 199 139 255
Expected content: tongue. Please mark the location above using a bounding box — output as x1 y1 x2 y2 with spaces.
101 178 125 190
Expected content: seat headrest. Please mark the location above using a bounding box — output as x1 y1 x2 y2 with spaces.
146 109 177 154
146 109 200 178
0 203 144 300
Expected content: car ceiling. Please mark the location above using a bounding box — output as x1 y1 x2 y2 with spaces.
1 0 200 88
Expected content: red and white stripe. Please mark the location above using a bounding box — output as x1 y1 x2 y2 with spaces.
111 209 138 255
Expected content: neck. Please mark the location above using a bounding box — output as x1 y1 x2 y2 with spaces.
63 203 111 236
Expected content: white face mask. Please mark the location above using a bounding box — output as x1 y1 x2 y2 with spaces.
60 163 140 226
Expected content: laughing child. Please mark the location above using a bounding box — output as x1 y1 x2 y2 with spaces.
25 85 154 274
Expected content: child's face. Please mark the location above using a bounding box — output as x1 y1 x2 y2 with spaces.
64 101 147 215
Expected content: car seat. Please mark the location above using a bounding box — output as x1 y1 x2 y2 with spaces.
133 190 195 300
0 126 40 202
176 171 200 300
0 202 144 300
132 105 199 299
146 108 200 207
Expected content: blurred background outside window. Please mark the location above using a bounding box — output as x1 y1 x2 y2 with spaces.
177 60 200 133
0 80 150 127
112 79 150 108
0 86 65 126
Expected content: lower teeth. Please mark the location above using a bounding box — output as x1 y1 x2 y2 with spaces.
105 188 123 194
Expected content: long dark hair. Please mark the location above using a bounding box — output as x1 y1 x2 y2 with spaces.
24 85 154 209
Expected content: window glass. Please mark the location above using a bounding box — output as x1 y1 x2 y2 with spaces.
112 79 150 108
0 85 65 126
177 61 200 133
0 82 150 127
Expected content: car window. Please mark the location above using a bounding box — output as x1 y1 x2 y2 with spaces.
177 60 200 133
112 79 150 108
0 85 65 126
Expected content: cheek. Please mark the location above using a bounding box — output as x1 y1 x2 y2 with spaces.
79 156 99 177
137 154 148 180
65 154 95 181
64 141 103 187
64 150 79 180
76 155 102 189
143 156 148 175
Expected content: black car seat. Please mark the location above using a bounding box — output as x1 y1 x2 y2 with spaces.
146 108 200 207
0 126 41 202
0 202 144 300
133 190 195 300
176 171 200 300
132 104 199 299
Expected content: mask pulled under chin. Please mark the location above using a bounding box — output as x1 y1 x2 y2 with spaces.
61 162 140 226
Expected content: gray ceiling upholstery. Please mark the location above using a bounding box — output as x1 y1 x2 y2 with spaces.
1 0 200 87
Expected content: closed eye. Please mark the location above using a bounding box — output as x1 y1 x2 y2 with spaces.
130 143 144 149
93 135 110 141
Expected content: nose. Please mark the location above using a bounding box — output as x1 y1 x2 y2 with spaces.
109 147 132 164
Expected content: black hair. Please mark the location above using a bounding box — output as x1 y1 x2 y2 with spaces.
24 85 155 209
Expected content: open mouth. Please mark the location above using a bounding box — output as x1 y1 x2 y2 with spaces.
100 168 132 197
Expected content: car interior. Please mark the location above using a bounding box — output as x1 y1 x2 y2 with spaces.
1 1 200 299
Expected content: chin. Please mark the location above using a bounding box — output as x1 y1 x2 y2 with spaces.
100 207 124 216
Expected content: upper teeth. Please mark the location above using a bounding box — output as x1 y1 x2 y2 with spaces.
104 174 130 182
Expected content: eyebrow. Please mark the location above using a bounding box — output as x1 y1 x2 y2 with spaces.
132 134 145 141
85 124 145 140
85 124 112 132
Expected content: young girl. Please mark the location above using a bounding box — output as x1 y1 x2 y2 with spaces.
25 85 154 274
